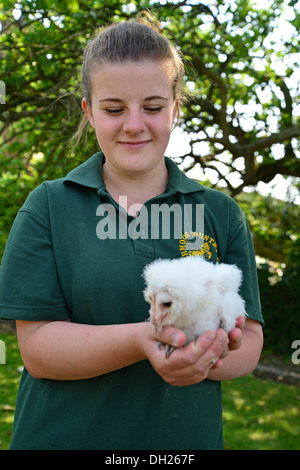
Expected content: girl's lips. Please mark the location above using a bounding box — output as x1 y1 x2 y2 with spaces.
118 140 151 150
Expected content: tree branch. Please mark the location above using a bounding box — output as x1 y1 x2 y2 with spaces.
242 126 300 155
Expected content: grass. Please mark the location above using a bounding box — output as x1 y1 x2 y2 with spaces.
0 334 299 450
0 335 23 450
222 375 300 450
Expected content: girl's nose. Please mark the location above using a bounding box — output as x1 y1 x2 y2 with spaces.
123 109 145 134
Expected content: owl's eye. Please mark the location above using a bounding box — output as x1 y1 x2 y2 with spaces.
162 301 172 308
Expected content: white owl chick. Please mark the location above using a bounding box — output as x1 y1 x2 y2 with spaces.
143 256 246 356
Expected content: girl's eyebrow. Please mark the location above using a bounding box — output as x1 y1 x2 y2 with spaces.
145 95 168 101
99 95 168 103
99 98 123 103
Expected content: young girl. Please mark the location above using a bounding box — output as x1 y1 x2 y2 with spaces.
0 16 263 450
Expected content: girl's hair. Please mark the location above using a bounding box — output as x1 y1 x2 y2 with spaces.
74 12 186 145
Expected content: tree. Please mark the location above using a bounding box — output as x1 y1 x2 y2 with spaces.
1 0 299 189
157 0 300 196
0 0 299 260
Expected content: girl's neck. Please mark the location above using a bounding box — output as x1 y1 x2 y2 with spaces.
102 161 168 216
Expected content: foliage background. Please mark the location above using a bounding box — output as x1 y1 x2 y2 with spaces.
0 0 300 356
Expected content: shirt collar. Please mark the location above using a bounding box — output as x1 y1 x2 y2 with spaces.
64 152 105 190
64 151 204 195
165 156 205 194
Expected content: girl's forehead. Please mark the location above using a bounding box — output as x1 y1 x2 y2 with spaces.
93 58 171 74
90 60 174 95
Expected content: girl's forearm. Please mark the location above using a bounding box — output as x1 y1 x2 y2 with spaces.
16 318 263 383
16 320 147 380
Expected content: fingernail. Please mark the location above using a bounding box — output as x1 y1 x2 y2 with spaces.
218 335 228 346
208 332 216 342
172 333 181 347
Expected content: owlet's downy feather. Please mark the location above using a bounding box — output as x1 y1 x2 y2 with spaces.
143 256 246 356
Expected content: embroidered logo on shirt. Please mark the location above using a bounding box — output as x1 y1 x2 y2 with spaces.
179 231 220 262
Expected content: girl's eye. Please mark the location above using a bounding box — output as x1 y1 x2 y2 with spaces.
105 109 123 115
104 106 163 115
145 107 163 113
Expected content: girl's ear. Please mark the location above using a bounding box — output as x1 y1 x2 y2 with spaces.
172 98 180 129
81 97 95 128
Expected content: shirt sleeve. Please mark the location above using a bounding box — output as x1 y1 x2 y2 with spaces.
0 185 69 322
224 213 264 326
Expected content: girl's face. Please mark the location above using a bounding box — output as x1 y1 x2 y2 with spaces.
82 60 178 179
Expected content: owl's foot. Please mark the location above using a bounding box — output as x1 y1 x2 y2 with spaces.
157 341 175 358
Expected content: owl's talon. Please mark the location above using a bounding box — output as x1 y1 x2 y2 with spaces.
165 344 175 358
157 341 175 358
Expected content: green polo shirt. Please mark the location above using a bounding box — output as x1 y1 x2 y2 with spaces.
0 152 263 450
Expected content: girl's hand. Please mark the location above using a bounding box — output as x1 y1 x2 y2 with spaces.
142 323 229 387
219 315 245 360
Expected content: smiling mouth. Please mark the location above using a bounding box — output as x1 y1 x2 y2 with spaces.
118 140 151 150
